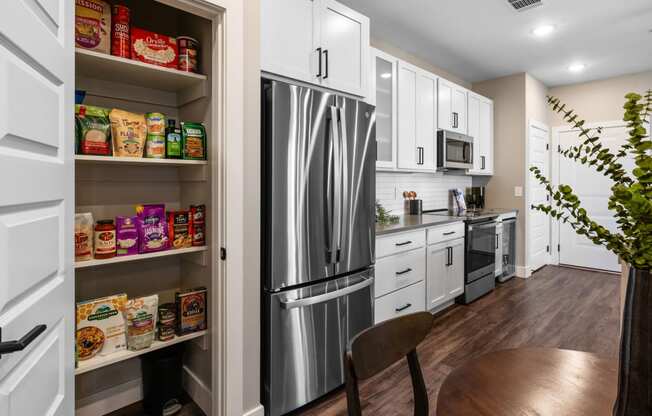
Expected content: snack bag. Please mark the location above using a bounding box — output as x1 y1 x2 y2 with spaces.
76 105 112 156
125 295 158 351
110 109 147 157
136 204 169 253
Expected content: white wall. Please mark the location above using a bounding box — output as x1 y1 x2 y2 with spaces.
376 172 471 213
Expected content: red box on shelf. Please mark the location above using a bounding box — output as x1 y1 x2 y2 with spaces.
131 27 178 69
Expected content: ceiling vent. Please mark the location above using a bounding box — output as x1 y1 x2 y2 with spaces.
508 0 543 12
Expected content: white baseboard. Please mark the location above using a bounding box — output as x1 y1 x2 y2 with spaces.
75 365 212 416
516 265 532 278
75 378 142 416
182 365 212 415
243 404 265 416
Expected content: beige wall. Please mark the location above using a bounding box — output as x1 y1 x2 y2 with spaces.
243 0 261 412
371 37 471 89
472 73 527 267
526 74 549 125
548 70 652 126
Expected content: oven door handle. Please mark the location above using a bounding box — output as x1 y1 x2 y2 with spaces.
467 222 496 231
279 277 373 309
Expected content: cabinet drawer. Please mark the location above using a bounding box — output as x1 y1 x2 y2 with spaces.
427 222 465 245
377 229 426 258
375 248 425 298
374 280 426 324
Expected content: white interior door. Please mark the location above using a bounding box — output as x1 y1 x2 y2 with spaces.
528 122 551 272
0 1 74 415
319 0 369 96
557 124 631 272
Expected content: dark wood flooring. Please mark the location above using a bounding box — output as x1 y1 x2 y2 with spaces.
296 265 621 416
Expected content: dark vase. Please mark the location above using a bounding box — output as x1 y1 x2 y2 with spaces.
614 267 652 416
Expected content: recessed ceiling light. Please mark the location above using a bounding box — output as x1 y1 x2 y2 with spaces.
532 24 555 37
568 63 586 72
380 72 392 79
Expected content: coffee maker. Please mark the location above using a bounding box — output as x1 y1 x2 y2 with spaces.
465 187 485 211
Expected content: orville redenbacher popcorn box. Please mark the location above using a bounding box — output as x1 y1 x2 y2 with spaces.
131 27 178 69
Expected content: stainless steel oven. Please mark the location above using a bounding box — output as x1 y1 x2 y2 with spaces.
437 130 474 170
462 216 497 303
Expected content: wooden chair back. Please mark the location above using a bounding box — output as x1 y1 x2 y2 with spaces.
344 312 434 416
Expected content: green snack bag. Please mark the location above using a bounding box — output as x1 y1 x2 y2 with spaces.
75 104 112 156
181 121 207 160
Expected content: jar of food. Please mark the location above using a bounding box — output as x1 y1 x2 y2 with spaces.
111 5 131 58
177 36 199 73
94 219 116 259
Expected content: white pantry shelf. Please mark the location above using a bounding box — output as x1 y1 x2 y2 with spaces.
74 155 208 166
75 48 207 92
75 246 208 269
75 330 207 375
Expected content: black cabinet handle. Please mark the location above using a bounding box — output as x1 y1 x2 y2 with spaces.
395 241 412 246
395 303 412 312
481 155 485 170
449 247 453 266
396 268 412 276
495 234 499 249
417 146 424 165
443 231 456 236
316 47 322 78
0 325 47 357
323 49 329 79
452 112 458 128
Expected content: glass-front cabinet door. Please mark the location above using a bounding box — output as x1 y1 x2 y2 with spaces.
371 48 397 169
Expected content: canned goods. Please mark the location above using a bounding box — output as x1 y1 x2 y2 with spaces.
177 36 199 73
111 5 131 58
145 134 166 159
145 112 166 135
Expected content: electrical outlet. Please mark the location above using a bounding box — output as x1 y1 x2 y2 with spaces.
514 186 523 197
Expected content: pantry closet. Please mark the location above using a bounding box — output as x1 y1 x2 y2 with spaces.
73 0 224 415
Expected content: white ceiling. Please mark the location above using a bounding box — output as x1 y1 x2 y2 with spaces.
340 0 652 86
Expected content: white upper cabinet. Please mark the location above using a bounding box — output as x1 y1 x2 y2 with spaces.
261 0 318 85
319 0 369 96
438 78 468 134
371 48 398 169
261 0 369 97
467 93 494 175
397 61 437 171
416 71 437 170
397 61 418 170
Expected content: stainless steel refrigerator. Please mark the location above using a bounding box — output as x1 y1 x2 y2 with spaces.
261 79 376 416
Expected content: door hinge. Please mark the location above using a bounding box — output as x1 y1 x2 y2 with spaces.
546 245 550 253
557 244 560 252
546 143 549 150
558 145 561 152
220 247 227 260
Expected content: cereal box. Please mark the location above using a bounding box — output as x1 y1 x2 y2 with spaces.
76 294 127 360
176 287 207 335
75 0 111 54
131 27 178 69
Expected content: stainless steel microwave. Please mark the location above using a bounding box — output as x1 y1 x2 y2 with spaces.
437 130 474 170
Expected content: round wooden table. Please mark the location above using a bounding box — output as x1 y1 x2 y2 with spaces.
436 348 618 416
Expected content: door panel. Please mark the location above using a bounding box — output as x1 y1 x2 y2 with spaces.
334 97 376 275
416 72 436 170
0 1 73 415
452 88 467 134
479 99 493 174
265 81 335 290
426 245 447 309
320 0 368 96
261 0 317 84
467 94 480 170
438 80 452 131
446 239 465 298
372 51 396 168
397 62 417 170
558 125 631 272
529 124 550 271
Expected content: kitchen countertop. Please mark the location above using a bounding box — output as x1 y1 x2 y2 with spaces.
376 214 462 236
375 209 519 236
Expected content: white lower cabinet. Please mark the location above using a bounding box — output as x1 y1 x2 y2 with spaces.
375 248 425 298
426 224 465 311
375 281 426 324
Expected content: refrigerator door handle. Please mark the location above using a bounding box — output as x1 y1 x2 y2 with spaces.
329 105 342 264
279 276 373 309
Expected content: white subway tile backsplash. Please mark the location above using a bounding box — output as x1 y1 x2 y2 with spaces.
376 171 472 214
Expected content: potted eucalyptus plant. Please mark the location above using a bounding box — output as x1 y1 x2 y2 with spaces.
531 90 652 416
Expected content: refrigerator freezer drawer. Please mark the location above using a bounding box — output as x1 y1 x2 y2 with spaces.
263 268 374 416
